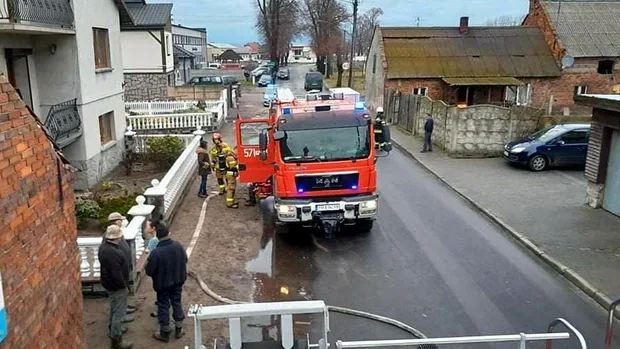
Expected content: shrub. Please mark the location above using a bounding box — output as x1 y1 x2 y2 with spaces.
146 136 185 169
75 199 102 229
97 193 137 227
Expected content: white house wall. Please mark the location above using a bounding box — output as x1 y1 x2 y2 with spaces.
121 30 163 73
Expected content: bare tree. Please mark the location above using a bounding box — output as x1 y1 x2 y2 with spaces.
255 0 299 68
485 15 525 26
300 0 349 77
354 7 383 57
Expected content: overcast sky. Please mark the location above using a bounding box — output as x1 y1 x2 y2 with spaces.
152 0 529 46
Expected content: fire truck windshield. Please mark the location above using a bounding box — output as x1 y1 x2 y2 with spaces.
280 126 370 162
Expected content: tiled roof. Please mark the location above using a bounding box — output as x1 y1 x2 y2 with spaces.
380 26 561 79
124 2 172 28
173 45 195 58
542 1 620 57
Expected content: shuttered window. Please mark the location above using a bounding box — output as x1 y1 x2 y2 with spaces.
93 28 111 69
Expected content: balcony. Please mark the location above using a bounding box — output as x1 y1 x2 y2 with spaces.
0 0 75 34
44 98 82 148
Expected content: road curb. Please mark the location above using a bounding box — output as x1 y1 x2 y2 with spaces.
391 139 615 314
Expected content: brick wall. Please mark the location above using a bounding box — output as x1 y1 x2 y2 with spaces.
0 75 84 348
385 78 445 100
524 0 564 60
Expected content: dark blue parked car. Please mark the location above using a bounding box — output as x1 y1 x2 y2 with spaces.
503 123 590 171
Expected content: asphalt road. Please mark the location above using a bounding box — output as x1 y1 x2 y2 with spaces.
245 64 614 349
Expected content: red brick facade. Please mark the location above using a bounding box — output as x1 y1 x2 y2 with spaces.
385 79 445 100
524 0 620 114
0 75 84 348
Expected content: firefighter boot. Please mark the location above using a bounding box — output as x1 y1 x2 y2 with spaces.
226 176 238 208
111 336 133 349
153 328 171 343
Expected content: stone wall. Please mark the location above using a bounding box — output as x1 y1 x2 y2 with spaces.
0 75 84 347
72 140 124 190
124 73 171 101
385 90 543 157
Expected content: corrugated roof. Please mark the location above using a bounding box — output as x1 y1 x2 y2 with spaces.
542 1 620 57
125 3 172 27
442 77 524 85
381 26 561 79
173 45 195 58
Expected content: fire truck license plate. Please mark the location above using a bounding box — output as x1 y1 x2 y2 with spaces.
316 204 340 211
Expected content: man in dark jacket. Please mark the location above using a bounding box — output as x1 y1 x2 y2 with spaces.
422 114 434 153
99 225 133 349
145 220 188 342
107 212 137 322
196 140 210 198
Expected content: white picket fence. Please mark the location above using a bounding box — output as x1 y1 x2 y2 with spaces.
125 90 228 132
78 129 205 287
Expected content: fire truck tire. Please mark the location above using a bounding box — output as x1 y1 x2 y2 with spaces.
356 220 374 233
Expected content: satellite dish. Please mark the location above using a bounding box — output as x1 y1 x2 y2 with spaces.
561 55 574 69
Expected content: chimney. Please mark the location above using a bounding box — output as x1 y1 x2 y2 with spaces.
459 16 469 34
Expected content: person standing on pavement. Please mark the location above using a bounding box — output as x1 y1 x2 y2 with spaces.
422 114 434 153
196 140 211 198
144 220 188 342
107 213 137 322
210 133 233 195
99 225 133 349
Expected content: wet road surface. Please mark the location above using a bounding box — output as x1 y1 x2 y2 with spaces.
242 65 614 349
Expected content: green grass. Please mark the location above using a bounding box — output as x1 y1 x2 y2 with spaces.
324 69 366 95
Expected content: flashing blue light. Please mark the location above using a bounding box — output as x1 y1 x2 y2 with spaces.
297 188 304 193
352 185 358 190
354 102 366 110
283 108 292 115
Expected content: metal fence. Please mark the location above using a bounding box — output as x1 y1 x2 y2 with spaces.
43 98 82 148
0 0 74 28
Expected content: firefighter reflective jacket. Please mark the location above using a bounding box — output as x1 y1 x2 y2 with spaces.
210 142 232 170
225 150 238 177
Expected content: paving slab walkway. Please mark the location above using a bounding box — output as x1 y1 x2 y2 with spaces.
391 127 620 309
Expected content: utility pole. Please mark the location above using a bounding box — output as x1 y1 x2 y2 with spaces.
348 0 358 88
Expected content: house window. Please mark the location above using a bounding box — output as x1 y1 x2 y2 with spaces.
93 28 111 69
516 83 532 105
413 87 427 96
293 49 302 56
598 60 614 74
574 85 588 95
372 54 377 74
167 35 172 56
98 111 114 145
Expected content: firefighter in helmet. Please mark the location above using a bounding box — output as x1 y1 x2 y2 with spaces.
224 148 239 208
374 106 386 148
210 133 233 194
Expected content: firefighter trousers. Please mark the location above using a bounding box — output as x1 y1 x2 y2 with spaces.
215 169 226 193
225 172 238 208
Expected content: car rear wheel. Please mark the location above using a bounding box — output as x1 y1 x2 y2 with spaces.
528 155 548 172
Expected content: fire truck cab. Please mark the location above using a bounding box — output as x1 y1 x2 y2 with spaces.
235 88 392 237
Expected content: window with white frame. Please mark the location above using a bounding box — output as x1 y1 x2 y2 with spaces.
516 84 531 105
413 87 427 96
574 85 588 95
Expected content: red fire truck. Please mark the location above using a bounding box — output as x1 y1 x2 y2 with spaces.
235 89 392 237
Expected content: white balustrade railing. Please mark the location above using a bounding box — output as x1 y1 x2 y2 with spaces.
134 134 196 153
158 135 202 214
78 237 102 280
127 112 218 131
125 100 199 115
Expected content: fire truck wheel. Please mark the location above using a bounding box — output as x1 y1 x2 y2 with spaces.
356 220 374 233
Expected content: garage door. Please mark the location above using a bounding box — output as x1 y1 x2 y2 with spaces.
603 130 620 217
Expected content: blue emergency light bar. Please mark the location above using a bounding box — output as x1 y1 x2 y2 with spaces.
283 108 292 115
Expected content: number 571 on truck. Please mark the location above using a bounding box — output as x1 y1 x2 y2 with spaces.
235 89 392 238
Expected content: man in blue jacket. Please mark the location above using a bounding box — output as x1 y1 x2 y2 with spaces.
144 220 188 342
422 114 434 153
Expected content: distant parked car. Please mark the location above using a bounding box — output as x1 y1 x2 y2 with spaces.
188 76 224 86
503 123 591 171
252 67 270 78
277 68 290 80
222 76 239 86
257 74 273 87
304 72 323 91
